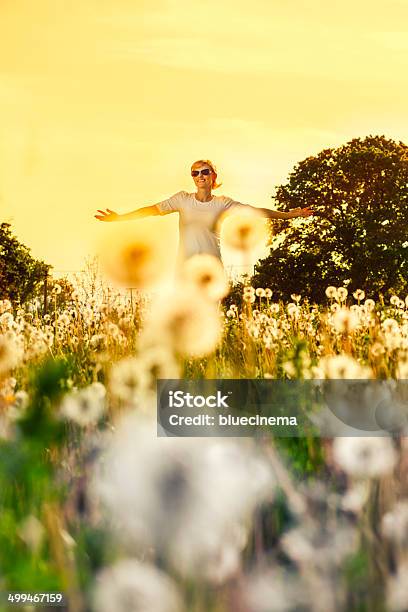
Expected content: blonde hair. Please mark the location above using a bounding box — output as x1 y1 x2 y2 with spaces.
191 159 222 189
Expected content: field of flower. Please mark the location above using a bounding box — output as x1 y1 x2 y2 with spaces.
1 249 408 612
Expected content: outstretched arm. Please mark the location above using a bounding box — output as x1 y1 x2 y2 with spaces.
259 207 314 220
95 204 168 222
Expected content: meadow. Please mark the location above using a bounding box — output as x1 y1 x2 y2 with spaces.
0 242 408 612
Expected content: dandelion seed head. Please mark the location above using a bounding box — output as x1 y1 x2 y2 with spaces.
0 300 12 314
60 383 106 427
382 318 400 335
382 502 408 544
286 303 300 319
222 210 268 252
0 312 14 329
331 307 359 333
244 567 307 612
364 299 376 312
387 561 408 612
281 521 358 568
143 289 222 358
353 289 365 301
316 354 372 379
109 357 147 406
180 254 229 301
0 334 22 378
333 437 397 478
100 225 171 290
396 356 408 379
91 416 274 576
337 287 348 302
341 481 370 513
370 342 385 358
93 559 183 612
325 286 338 299
18 515 45 554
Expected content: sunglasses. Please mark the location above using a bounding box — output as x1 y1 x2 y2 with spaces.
191 168 212 177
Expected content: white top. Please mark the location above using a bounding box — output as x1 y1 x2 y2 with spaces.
156 191 254 261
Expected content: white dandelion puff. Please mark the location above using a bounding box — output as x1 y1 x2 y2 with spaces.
382 502 408 545
353 289 365 302
222 210 268 252
316 354 372 379
325 286 338 300
364 299 376 312
382 318 399 335
337 287 348 302
0 334 23 378
331 307 359 334
142 289 222 358
91 415 275 576
109 357 148 406
99 225 171 290
60 382 106 427
18 515 45 554
93 559 183 612
333 437 397 478
180 254 229 301
387 561 408 612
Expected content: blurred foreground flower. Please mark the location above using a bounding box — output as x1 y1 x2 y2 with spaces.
180 254 229 301
244 567 308 612
281 520 358 569
91 415 274 579
18 515 45 554
93 559 183 612
382 501 408 545
99 225 171 290
142 289 222 357
331 307 359 334
387 561 408 612
0 334 22 378
222 210 268 252
333 437 397 478
60 382 106 427
109 348 179 406
314 354 372 379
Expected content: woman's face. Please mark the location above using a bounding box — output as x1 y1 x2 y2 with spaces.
191 162 214 190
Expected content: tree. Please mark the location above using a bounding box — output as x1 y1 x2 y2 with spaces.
0 223 51 304
253 136 408 303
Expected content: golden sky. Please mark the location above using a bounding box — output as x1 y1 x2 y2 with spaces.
1 0 408 275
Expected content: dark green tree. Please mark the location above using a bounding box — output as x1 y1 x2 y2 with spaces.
0 223 51 304
254 135 408 303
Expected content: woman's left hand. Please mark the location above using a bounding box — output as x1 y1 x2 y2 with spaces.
292 207 314 218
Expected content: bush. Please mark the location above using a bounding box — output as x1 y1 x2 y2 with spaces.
0 223 50 305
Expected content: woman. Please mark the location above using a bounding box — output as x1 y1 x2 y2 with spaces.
95 160 313 263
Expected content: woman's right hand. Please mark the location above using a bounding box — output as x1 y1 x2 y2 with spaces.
95 208 120 222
